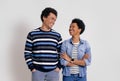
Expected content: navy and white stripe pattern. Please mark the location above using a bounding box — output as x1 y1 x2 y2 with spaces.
24 28 62 72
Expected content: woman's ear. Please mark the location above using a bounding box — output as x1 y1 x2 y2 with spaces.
79 29 82 34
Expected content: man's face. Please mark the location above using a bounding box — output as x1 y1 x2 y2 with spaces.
43 13 57 29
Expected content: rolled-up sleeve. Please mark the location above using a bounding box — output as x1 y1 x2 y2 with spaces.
84 41 91 66
60 41 69 66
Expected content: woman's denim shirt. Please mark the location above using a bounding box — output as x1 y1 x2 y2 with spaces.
60 38 91 77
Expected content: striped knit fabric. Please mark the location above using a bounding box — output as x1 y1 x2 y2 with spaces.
24 28 62 72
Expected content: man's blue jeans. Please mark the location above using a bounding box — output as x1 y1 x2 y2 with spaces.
63 74 86 81
32 70 59 81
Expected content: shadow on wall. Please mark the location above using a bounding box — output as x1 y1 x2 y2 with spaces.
9 22 31 81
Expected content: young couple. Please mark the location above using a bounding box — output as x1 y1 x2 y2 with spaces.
24 7 91 81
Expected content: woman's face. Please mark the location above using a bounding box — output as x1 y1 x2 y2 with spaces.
69 23 81 36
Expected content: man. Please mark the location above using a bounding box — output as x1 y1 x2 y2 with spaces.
24 7 62 81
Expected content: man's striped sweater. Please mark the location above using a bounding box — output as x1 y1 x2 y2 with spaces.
24 28 62 72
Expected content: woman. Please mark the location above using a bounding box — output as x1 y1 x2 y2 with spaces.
60 18 91 81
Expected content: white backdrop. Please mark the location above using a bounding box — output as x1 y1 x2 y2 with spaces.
0 0 120 81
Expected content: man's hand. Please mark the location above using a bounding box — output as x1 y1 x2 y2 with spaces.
32 69 36 72
54 67 60 72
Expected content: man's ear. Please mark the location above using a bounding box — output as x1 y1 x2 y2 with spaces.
43 16 46 21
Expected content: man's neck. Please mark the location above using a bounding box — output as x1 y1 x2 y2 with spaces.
40 25 51 31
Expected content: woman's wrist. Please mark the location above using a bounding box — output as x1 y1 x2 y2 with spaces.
70 58 74 63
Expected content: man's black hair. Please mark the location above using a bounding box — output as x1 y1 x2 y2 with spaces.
41 7 57 22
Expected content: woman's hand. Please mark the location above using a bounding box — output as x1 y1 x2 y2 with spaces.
61 53 71 62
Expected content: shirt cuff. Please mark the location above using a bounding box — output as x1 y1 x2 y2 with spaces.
84 59 90 66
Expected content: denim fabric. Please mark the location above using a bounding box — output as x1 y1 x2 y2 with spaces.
32 70 59 81
63 74 86 81
60 38 91 77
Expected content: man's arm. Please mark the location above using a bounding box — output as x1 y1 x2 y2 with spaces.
24 32 35 71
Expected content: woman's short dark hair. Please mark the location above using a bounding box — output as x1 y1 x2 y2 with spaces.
41 7 57 22
72 18 85 34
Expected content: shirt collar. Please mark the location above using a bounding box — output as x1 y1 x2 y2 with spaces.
69 38 84 45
